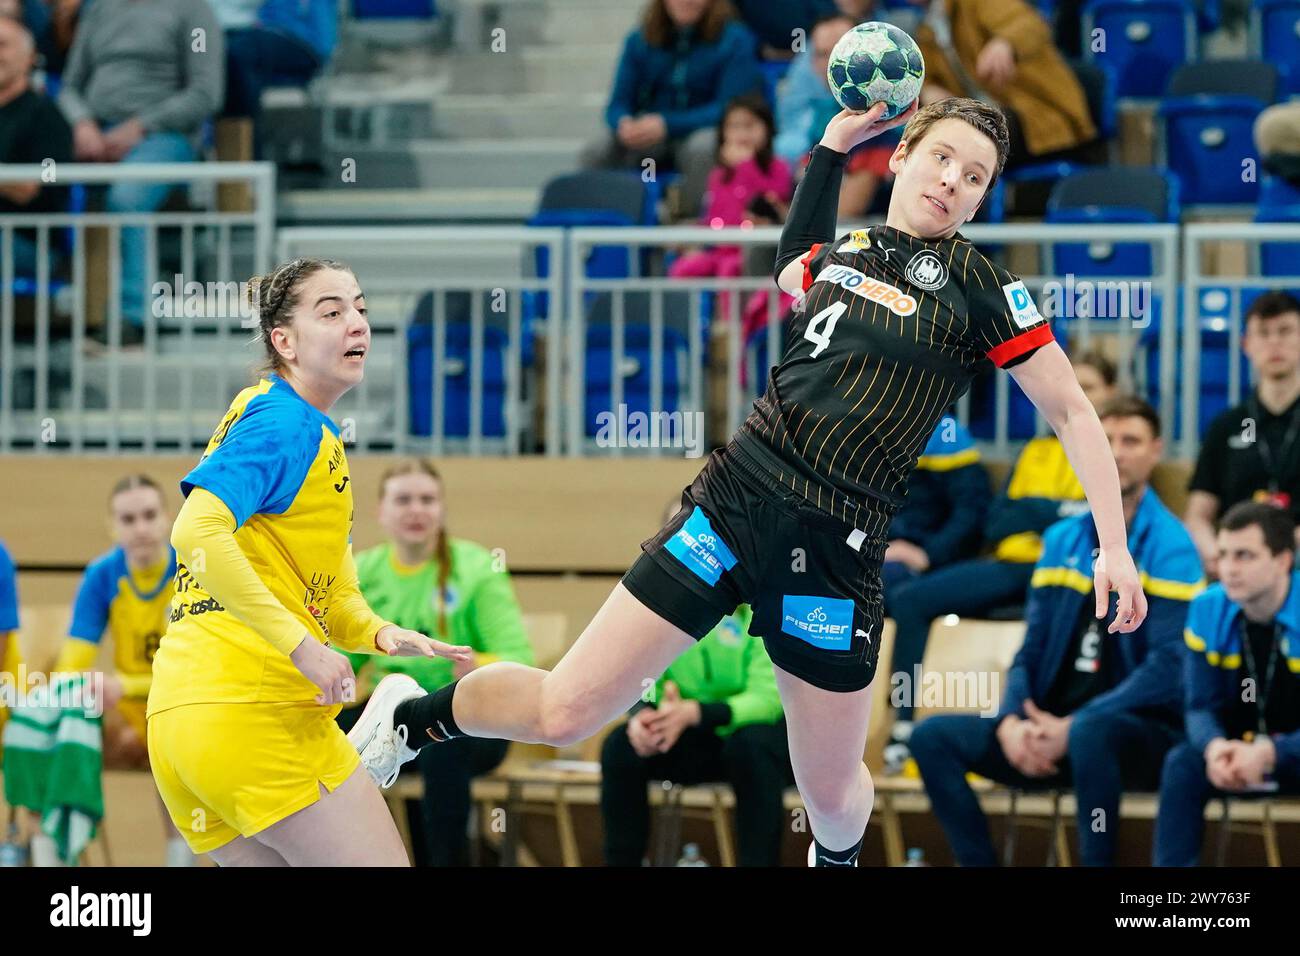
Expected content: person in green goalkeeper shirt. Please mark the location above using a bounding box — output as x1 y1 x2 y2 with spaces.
600 601 794 866
340 459 532 867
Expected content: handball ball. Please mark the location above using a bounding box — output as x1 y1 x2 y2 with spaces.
827 21 925 120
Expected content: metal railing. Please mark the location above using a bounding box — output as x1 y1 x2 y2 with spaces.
0 162 274 452
3 208 1294 461
569 223 1181 460
275 226 564 454
1181 221 1300 459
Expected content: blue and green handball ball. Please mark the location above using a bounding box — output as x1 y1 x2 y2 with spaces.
826 21 925 120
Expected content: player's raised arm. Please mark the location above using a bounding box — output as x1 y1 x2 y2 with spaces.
1008 342 1148 633
775 102 919 295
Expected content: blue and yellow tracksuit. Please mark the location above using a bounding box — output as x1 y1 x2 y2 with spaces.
888 435 1087 721
1155 573 1300 865
912 488 1204 866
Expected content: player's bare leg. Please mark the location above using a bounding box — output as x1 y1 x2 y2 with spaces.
454 583 695 744
773 666 875 865
250 767 410 866
348 583 696 783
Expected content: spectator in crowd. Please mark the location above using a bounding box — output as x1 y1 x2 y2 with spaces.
1155 501 1300 866
208 0 335 130
1 1 82 75
883 349 1117 773
883 411 991 607
729 0 835 57
600 600 792 866
57 0 222 344
583 0 763 220
0 15 71 276
774 11 897 218
1256 102 1300 188
669 93 794 349
50 474 194 866
913 397 1203 866
912 0 1096 172
339 460 532 868
1186 291 1300 578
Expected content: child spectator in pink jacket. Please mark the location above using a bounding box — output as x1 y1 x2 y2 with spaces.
669 94 795 373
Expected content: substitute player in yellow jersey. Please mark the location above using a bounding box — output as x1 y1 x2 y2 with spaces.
147 257 469 867
52 475 195 864
0 541 20 762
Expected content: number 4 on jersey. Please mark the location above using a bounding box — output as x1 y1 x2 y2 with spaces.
802 300 848 358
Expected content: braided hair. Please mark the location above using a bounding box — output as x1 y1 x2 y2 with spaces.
246 257 352 375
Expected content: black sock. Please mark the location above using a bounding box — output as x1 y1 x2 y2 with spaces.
394 680 464 747
813 833 864 867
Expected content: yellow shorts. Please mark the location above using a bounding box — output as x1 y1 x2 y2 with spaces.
147 701 361 855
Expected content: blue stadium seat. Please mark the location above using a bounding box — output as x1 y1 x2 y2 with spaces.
1159 60 1275 205
1045 167 1178 279
1082 0 1196 99
527 169 652 318
1252 0 1300 95
1068 57 1118 142
584 323 689 438
352 0 436 16
1255 178 1300 276
407 321 508 439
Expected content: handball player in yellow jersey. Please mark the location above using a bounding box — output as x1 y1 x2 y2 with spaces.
147 258 469 866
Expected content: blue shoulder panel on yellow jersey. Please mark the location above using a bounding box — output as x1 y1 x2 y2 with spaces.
0 540 17 632
182 377 335 528
68 547 123 643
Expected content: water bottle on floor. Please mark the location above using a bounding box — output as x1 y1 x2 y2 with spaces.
903 847 930 867
0 823 28 867
676 843 710 867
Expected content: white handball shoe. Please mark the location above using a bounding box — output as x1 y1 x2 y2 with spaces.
347 673 425 789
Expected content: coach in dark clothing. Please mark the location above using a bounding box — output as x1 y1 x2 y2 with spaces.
582 0 763 219
1186 291 1300 579
912 399 1204 866
729 0 836 51
0 16 72 275
882 412 990 598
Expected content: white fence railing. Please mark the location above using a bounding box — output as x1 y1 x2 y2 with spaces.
2 205 1297 459
276 226 564 455
0 162 275 453
1182 222 1300 459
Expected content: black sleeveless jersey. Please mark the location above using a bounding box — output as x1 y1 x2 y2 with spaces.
734 224 1054 529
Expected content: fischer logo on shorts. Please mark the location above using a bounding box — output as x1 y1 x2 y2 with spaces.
1002 279 1044 329
666 506 738 586
817 265 917 316
780 595 854 650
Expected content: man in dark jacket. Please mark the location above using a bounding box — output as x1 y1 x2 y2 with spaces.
600 603 792 867
882 412 990 603
0 15 72 275
581 0 763 218
911 397 1204 866
1155 501 1300 865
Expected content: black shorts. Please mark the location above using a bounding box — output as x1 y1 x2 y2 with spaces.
622 440 894 693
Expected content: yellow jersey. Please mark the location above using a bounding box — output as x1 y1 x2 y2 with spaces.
57 547 176 698
149 375 359 714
